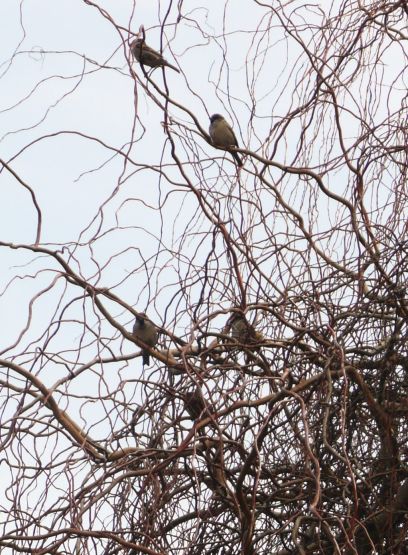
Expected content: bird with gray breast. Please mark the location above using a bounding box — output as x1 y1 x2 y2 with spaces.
132 313 158 367
130 38 180 73
209 114 243 167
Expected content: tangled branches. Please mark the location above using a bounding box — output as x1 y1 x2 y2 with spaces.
0 1 407 553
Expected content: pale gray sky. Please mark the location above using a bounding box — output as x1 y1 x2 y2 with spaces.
1 0 405 365
0 0 282 346
1 2 407 553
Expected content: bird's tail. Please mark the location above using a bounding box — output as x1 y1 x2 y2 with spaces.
142 350 150 366
165 61 180 73
232 151 243 167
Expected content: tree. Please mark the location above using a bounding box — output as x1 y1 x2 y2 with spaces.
0 1 407 553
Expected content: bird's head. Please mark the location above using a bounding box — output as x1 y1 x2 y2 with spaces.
130 38 143 49
210 114 224 124
228 310 245 323
136 312 148 325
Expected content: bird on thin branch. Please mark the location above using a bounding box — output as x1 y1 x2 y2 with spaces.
132 313 158 367
130 37 180 73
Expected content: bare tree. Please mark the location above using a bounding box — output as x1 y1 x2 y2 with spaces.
0 1 407 553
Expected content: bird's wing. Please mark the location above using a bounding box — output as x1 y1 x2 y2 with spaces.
226 122 239 147
231 128 239 147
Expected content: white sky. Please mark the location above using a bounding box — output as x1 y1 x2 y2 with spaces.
0 2 407 549
0 0 284 346
1 0 406 370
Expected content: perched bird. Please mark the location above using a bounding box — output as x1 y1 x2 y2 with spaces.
228 312 264 346
209 114 243 167
229 313 252 343
132 313 158 367
130 38 180 73
184 388 213 422
227 312 264 364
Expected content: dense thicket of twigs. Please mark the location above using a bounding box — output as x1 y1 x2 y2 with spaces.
1 1 407 553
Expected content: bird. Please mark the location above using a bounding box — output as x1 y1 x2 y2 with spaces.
184 388 213 422
209 114 243 167
130 38 180 73
229 313 252 343
227 312 264 364
132 313 158 367
228 312 264 346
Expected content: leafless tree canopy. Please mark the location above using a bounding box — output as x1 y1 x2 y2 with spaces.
1 1 408 553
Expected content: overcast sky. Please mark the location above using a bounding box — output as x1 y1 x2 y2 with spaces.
1 2 407 552
1 0 405 356
0 0 281 349
1 0 405 361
